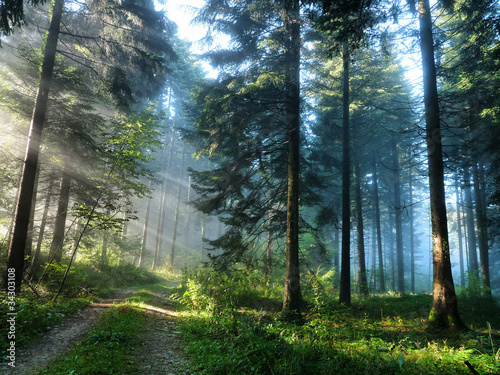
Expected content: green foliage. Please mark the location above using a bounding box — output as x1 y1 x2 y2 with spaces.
302 267 337 312
38 262 159 298
38 305 146 374
456 271 491 298
178 270 500 374
0 295 90 356
175 267 280 314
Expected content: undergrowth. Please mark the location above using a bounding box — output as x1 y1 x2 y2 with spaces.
0 295 90 361
176 267 500 375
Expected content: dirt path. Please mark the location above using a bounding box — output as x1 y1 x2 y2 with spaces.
2 287 190 375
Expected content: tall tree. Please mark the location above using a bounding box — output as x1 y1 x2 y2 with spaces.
3 0 65 292
414 0 465 329
282 0 302 316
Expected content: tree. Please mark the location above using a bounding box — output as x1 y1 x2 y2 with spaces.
414 0 465 329
3 0 65 292
282 0 302 317
0 0 45 36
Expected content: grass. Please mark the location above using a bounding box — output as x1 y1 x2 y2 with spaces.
176 268 500 375
34 278 183 374
38 304 146 374
0 263 170 362
0 295 91 356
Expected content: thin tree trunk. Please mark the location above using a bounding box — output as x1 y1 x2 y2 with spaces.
169 144 186 268
3 0 65 291
418 0 464 329
371 209 376 290
264 205 274 279
153 120 177 269
26 164 41 264
391 139 404 294
100 208 111 267
339 39 351 306
409 163 415 293
31 174 55 277
463 167 478 274
389 212 395 291
354 158 368 295
138 180 152 268
372 157 385 293
282 0 302 316
455 182 465 286
50 170 71 263
184 175 192 252
200 217 205 263
472 162 491 296
152 89 173 270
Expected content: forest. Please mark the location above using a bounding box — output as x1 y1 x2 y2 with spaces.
1 0 500 374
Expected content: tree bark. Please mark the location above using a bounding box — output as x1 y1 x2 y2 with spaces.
463 167 478 274
3 0 65 292
26 164 40 264
409 163 415 293
455 182 465 286
138 180 152 268
282 0 302 317
391 139 404 294
472 162 491 296
31 173 55 277
49 170 71 264
339 39 351 306
372 157 385 293
418 0 465 329
354 158 368 295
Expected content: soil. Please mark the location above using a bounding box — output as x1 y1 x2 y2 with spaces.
2 288 190 375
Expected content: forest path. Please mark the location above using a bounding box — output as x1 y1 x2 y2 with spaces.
4 285 189 374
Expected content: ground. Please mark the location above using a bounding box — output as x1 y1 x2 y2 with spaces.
2 287 189 375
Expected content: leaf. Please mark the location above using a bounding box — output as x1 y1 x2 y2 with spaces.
398 354 405 369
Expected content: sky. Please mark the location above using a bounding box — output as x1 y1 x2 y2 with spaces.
158 0 220 78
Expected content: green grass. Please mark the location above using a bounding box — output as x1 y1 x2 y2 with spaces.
39 304 146 375
176 269 500 375
0 295 91 357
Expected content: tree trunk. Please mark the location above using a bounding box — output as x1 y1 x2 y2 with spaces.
184 175 192 252
31 173 55 277
138 180 152 268
354 158 368 295
455 182 465 286
463 167 478 274
153 121 176 269
472 162 491 296
409 163 415 293
282 0 302 317
391 139 404 294
100 208 111 267
26 164 40 264
169 144 186 268
3 0 65 292
339 39 351 306
418 0 465 329
372 157 385 293
389 211 396 291
199 217 205 263
264 206 274 280
49 170 71 263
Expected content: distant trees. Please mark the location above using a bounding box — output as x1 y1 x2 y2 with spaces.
1 0 177 291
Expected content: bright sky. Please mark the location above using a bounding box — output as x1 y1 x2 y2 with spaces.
157 0 220 78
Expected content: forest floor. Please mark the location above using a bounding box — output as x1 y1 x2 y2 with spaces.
3 285 190 375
